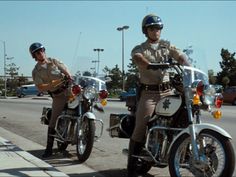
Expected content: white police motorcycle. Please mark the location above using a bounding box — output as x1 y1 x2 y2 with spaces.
41 76 108 163
108 59 235 177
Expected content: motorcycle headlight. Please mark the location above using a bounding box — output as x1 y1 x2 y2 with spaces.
83 86 97 100
203 85 216 105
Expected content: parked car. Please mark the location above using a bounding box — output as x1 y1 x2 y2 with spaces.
119 88 136 101
211 84 223 93
222 86 236 105
16 84 44 98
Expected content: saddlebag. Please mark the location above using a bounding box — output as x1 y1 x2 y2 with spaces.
40 107 52 125
109 113 135 138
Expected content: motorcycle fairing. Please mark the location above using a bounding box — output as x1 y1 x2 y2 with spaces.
155 95 182 116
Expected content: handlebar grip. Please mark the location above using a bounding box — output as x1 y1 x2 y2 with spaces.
147 63 170 70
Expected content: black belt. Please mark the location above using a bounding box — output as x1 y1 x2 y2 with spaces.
49 86 66 95
140 82 171 92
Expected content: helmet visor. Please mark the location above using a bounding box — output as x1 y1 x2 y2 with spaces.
145 16 163 29
31 46 44 54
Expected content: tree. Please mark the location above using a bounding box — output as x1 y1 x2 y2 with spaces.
125 58 139 90
216 49 236 87
103 65 122 94
183 46 197 67
82 71 92 76
208 69 216 84
6 63 19 79
18 74 29 86
5 62 20 93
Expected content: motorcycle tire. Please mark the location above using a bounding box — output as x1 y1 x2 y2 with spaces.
76 117 95 163
168 129 235 177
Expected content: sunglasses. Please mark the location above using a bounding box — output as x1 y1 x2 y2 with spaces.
34 48 45 55
148 25 163 31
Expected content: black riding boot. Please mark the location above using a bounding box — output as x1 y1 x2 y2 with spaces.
127 139 144 177
42 127 55 158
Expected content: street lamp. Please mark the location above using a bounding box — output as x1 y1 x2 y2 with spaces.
117 25 129 91
0 40 7 98
93 48 104 77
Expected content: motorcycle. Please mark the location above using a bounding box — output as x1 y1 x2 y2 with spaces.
40 76 108 163
108 60 235 176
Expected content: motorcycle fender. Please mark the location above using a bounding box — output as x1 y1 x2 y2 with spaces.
168 123 232 154
82 112 96 120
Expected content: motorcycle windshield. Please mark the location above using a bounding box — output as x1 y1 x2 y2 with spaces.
75 76 106 91
183 66 209 88
182 64 216 106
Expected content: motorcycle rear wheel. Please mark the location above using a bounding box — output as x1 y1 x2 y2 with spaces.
168 129 235 177
76 117 95 163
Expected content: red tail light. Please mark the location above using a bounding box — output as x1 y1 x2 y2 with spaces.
99 90 108 99
196 81 204 96
72 85 81 95
215 95 223 108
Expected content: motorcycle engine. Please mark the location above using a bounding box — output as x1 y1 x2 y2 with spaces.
148 116 173 161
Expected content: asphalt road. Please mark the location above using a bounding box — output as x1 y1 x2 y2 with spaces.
0 96 236 177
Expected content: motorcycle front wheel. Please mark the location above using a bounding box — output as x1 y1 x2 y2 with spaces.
168 129 235 177
76 117 95 163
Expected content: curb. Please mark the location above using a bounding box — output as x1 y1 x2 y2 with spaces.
0 136 68 177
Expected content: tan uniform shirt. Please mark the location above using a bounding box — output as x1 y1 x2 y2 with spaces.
32 57 69 92
131 39 184 85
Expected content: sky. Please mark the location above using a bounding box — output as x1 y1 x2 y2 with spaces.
0 1 235 77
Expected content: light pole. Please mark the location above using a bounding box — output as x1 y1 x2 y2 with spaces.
93 48 104 77
90 67 96 77
0 40 7 98
91 60 99 76
117 25 129 91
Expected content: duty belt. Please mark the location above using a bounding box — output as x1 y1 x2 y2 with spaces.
49 86 66 95
140 82 171 92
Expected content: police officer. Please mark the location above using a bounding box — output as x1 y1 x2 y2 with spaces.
29 42 72 158
127 14 190 177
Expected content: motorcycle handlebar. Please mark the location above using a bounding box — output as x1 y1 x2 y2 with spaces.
147 63 170 70
51 75 74 88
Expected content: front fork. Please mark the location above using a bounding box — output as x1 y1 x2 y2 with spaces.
185 87 200 162
78 111 104 141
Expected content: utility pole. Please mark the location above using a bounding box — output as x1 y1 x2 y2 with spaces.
0 40 7 98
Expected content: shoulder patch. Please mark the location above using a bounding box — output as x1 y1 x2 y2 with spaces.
159 39 170 48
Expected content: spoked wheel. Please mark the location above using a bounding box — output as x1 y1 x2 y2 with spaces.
76 117 95 163
168 130 235 177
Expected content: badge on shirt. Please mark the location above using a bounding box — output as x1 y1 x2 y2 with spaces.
51 66 61 75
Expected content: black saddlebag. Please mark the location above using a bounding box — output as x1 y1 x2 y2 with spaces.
109 113 135 138
40 107 52 125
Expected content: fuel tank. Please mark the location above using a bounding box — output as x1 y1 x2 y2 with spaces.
155 95 182 116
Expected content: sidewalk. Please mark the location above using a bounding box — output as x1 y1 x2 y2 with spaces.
0 126 106 177
0 136 68 177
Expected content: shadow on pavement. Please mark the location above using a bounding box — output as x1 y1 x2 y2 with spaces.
69 169 155 177
28 149 155 177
